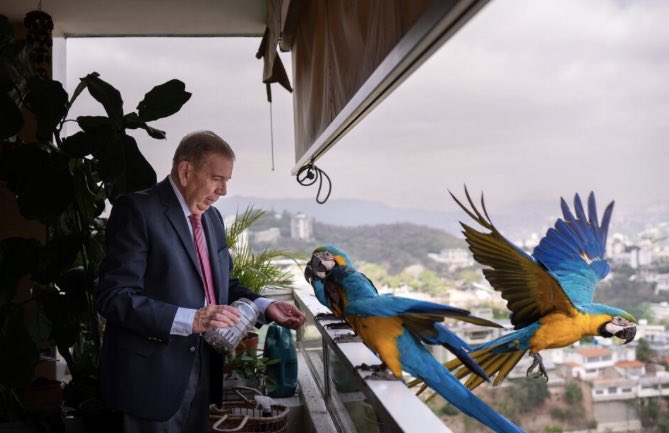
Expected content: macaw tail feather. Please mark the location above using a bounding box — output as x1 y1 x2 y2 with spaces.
417 357 526 433
447 346 528 390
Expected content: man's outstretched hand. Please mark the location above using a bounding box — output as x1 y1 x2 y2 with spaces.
266 302 306 329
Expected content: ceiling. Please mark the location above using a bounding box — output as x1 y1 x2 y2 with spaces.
3 0 266 37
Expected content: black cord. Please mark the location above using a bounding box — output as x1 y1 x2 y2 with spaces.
296 163 332 204
268 99 275 171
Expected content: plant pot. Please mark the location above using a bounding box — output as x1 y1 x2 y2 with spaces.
240 332 259 354
223 332 259 375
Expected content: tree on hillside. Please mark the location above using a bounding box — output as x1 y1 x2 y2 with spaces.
357 262 390 287
510 378 550 412
636 338 652 362
565 382 582 404
595 275 661 320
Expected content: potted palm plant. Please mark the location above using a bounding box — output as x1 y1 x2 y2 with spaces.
225 206 299 295
226 205 301 344
222 206 300 395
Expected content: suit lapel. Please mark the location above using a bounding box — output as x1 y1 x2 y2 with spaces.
157 178 201 277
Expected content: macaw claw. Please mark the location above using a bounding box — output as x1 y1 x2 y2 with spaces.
365 371 399 381
355 362 387 372
527 352 549 382
355 363 398 381
333 333 361 343
325 321 351 330
315 313 339 321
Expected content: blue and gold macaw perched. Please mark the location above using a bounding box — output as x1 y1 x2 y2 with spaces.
443 188 637 390
305 245 527 433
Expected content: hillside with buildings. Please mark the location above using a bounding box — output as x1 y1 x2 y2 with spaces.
239 209 669 433
248 210 464 273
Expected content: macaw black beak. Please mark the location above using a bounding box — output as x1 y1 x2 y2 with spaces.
600 317 636 344
617 325 636 344
305 252 332 284
310 254 326 274
304 262 314 284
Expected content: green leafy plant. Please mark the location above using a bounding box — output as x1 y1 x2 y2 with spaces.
0 12 190 420
225 341 279 392
226 206 302 293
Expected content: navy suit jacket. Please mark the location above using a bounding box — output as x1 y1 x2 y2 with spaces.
95 177 260 420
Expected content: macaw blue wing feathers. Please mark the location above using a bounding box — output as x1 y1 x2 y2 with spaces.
533 192 613 307
311 280 330 310
347 296 465 318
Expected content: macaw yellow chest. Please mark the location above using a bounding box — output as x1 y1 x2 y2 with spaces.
346 315 405 378
529 310 610 353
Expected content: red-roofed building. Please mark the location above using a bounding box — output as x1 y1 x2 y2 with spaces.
566 347 614 378
575 347 613 358
615 360 645 379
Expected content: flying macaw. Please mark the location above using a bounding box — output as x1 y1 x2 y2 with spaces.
305 245 527 433
442 189 637 390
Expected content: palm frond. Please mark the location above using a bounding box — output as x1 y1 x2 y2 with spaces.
226 206 304 294
226 205 266 249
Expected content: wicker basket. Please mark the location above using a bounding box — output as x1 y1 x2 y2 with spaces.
209 387 288 433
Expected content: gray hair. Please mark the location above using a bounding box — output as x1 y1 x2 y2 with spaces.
172 130 236 168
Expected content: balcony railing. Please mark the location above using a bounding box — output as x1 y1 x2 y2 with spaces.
290 286 453 433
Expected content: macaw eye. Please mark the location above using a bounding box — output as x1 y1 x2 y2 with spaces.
612 316 629 326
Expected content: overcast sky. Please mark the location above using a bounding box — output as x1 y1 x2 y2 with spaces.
66 0 669 217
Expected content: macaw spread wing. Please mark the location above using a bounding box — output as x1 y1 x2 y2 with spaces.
532 192 614 307
452 189 573 329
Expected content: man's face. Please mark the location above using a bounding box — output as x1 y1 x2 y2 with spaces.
177 153 233 215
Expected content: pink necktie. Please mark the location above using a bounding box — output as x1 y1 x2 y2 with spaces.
188 214 217 305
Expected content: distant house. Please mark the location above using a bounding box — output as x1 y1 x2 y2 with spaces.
654 247 669 265
565 347 614 379
638 372 669 398
637 319 669 357
651 273 669 294
649 302 669 321
614 360 645 379
590 376 637 401
587 376 642 432
555 344 637 379
427 248 474 270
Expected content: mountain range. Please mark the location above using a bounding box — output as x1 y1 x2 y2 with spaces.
217 196 669 241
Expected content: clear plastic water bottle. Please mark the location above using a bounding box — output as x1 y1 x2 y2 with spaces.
203 298 259 353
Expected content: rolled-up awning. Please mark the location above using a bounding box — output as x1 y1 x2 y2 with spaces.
276 0 489 173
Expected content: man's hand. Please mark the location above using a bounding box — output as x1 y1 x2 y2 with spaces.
265 302 306 329
193 304 241 334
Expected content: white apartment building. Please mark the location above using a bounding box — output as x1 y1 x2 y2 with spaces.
290 212 313 241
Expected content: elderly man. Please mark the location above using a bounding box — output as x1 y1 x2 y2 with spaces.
95 130 306 433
